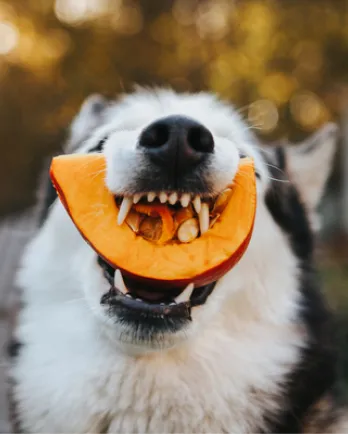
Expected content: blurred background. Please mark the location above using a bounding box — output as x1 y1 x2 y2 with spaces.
0 0 348 418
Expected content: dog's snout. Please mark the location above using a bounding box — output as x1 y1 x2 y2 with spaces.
138 115 214 174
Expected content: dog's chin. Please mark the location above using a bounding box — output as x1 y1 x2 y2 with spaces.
96 255 217 351
86 249 222 353
102 320 195 354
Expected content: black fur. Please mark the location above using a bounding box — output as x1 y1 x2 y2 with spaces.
275 146 286 171
92 135 108 152
39 178 58 226
264 153 342 433
265 172 313 262
7 339 22 359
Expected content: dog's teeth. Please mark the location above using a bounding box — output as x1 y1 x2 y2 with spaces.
169 192 178 205
125 293 132 298
180 194 190 208
198 203 210 234
114 270 128 294
174 283 194 304
193 196 201 213
159 192 168 203
117 197 133 225
133 193 142 204
147 192 156 202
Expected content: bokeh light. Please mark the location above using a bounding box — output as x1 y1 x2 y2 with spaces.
54 0 111 25
290 92 329 130
248 99 279 133
196 0 232 40
172 0 198 26
109 2 143 35
0 21 18 55
259 73 297 105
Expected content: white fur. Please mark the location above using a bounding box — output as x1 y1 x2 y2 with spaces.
10 89 334 433
80 89 268 197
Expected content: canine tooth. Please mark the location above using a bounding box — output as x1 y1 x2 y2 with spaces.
147 192 156 202
180 194 190 208
125 294 132 298
169 192 178 205
193 196 201 213
133 193 142 204
159 192 168 203
136 298 142 302
174 283 194 304
117 197 133 225
114 270 128 294
198 203 210 234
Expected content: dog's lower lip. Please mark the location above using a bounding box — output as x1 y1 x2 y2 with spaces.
101 288 192 319
98 256 217 316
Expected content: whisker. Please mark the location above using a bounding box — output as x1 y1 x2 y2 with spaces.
235 104 252 115
264 162 287 176
266 176 290 184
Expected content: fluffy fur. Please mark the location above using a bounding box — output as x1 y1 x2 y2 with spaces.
9 89 346 433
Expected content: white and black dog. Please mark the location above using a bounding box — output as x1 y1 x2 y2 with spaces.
8 89 347 433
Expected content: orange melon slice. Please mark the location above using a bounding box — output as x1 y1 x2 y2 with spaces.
50 154 256 288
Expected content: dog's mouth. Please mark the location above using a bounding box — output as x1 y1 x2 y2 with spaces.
98 187 234 326
98 256 216 322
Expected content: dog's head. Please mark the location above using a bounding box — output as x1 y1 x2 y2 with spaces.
65 89 337 352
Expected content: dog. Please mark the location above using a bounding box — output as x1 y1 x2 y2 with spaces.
8 88 347 433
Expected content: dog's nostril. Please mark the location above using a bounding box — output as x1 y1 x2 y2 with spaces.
139 122 170 149
138 115 214 175
187 125 214 153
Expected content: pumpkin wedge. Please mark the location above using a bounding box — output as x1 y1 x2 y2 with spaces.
50 154 256 288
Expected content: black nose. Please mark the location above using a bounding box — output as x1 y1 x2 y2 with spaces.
138 115 214 175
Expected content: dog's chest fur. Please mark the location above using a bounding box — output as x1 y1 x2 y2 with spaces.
13 298 300 433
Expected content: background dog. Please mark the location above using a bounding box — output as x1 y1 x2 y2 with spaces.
9 89 345 433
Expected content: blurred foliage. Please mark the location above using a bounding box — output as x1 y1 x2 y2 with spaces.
0 0 348 214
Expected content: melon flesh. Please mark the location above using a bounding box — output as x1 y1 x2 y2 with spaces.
50 154 256 288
